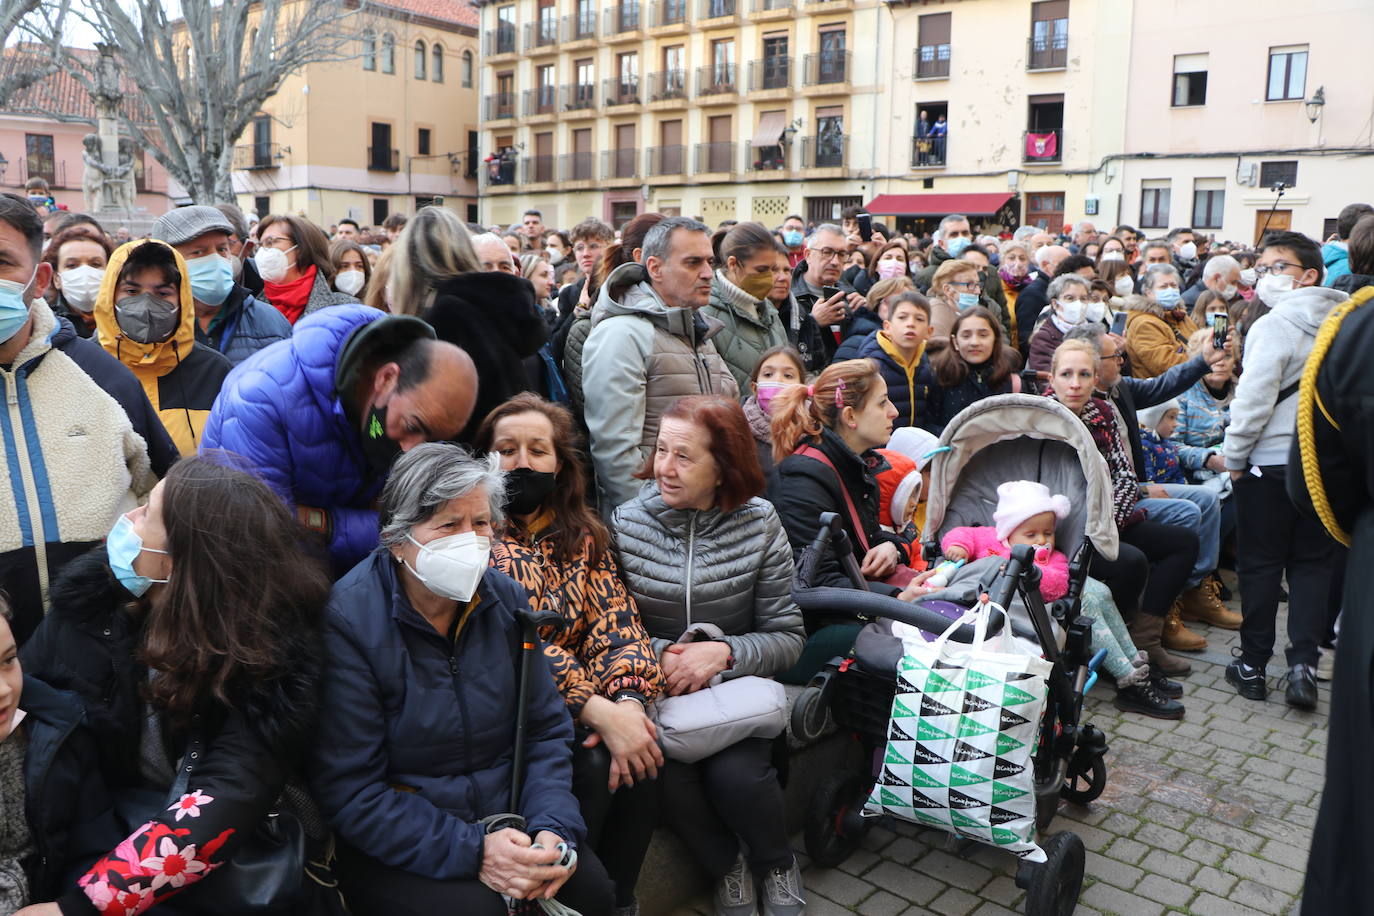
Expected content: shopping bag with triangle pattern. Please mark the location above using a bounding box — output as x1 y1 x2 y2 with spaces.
864 600 1053 862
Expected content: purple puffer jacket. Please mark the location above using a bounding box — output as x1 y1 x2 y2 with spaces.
202 305 385 572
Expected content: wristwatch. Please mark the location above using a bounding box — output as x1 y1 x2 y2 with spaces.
611 690 647 709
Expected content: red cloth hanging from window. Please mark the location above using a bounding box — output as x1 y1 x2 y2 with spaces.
1025 132 1058 159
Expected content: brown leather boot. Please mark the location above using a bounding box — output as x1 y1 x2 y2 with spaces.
1163 600 1208 651
1179 579 1242 629
1129 611 1191 676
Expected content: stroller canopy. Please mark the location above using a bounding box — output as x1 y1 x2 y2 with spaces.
923 394 1119 561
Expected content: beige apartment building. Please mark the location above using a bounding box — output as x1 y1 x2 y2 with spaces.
474 0 887 228
233 0 481 227
868 0 1130 235
1117 0 1374 245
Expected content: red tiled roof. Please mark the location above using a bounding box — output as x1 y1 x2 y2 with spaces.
374 0 479 29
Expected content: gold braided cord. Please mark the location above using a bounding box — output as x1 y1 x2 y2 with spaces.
1297 286 1374 547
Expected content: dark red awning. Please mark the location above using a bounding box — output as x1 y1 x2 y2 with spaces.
865 193 1015 217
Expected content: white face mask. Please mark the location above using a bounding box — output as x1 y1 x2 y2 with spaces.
1085 299 1106 324
546 246 564 262
1177 241 1198 261
59 264 105 313
1256 273 1296 301
1239 268 1257 287
1057 299 1085 325
255 245 296 283
1220 284 1238 300
1100 251 1125 263
335 268 366 297
1114 276 1134 296
403 530 490 602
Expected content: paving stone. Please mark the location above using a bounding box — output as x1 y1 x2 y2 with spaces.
839 848 882 877
1192 865 1239 898
858 889 911 916
1181 837 1228 867
1190 892 1271 916
1134 874 1194 908
976 876 1021 907
1220 850 1306 896
1083 851 1143 891
969 904 1020 916
805 867 875 906
1229 878 1297 916
1138 848 1200 884
908 849 993 894
882 838 925 867
1080 880 1166 915
925 887 980 916
1103 835 1149 865
865 861 947 907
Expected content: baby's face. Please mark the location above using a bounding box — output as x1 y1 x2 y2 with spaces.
1008 511 1057 551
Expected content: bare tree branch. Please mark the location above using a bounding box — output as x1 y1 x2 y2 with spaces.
0 0 68 107
47 0 374 204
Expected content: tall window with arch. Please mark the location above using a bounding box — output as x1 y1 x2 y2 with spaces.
362 29 376 70
414 40 427 78
431 43 444 82
381 33 395 73
462 49 474 86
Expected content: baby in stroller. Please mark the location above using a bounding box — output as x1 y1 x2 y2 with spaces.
919 480 1176 718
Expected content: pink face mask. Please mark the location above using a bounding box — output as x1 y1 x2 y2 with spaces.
755 381 789 416
875 260 907 279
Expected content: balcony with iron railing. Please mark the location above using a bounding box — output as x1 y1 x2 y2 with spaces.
484 93 516 120
483 25 517 56
800 134 846 169
803 51 849 87
603 1 642 36
561 11 598 43
910 135 947 168
1022 128 1062 163
529 154 557 183
914 45 950 79
601 148 639 180
524 19 559 52
747 57 792 92
645 145 686 177
560 83 598 113
19 157 66 187
233 143 282 170
649 0 688 29
482 153 518 188
523 86 558 117
699 0 737 20
696 64 738 99
694 141 736 174
559 151 595 181
647 69 688 102
367 146 400 172
603 77 643 107
1026 34 1067 71
746 144 789 172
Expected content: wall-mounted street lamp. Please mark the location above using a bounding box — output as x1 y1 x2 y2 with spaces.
1305 86 1326 124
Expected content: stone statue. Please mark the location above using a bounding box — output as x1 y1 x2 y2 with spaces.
112 137 136 212
81 134 104 210
81 133 136 213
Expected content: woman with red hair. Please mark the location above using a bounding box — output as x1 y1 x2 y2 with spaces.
612 394 806 916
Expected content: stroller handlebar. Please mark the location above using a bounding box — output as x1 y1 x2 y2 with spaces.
790 582 1008 643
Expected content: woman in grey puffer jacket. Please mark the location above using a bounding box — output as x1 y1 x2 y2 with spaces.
613 394 805 916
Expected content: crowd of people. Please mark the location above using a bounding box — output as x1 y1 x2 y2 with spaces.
0 185 1367 915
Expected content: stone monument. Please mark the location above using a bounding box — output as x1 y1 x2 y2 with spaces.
83 44 150 234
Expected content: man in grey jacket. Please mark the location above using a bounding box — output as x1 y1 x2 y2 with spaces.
582 216 738 513
1222 231 1346 709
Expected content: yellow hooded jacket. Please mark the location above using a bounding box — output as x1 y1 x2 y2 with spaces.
94 240 233 456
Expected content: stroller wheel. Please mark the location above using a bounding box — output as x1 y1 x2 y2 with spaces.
804 771 871 868
1060 755 1108 805
1023 831 1085 916
789 685 830 744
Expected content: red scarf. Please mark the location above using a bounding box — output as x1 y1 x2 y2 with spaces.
265 265 317 324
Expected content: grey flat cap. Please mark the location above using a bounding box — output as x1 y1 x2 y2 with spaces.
152 205 235 246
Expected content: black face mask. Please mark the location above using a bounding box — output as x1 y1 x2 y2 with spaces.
505 468 557 516
361 402 402 474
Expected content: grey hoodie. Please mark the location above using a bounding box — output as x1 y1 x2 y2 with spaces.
581 262 738 513
1222 284 1347 470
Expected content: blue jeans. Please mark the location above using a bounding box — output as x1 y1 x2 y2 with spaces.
1137 483 1220 588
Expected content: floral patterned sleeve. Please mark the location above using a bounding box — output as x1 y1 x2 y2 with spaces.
60 712 288 916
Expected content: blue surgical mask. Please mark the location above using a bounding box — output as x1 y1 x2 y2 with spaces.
0 266 37 345
1154 287 1182 308
106 513 170 597
782 229 804 248
945 236 972 258
186 253 234 307
957 292 980 310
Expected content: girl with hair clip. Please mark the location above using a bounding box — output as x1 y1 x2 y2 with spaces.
767 359 915 682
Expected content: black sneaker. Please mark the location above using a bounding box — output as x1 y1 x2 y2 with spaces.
1148 665 1184 699
1225 659 1267 700
1114 681 1185 719
1282 664 1318 711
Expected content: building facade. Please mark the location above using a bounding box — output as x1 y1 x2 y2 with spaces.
233 0 481 227
1117 0 1374 245
868 0 1130 235
475 0 887 228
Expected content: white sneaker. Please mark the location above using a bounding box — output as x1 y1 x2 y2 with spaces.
714 854 756 916
761 860 806 916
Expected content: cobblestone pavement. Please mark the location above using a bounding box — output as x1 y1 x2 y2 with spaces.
682 572 1328 916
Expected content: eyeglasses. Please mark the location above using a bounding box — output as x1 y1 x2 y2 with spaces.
259 235 294 249
1253 261 1300 277
1102 352 1126 363
808 247 843 262
947 280 983 291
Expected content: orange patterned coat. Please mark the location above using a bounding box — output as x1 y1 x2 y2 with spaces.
492 522 663 718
